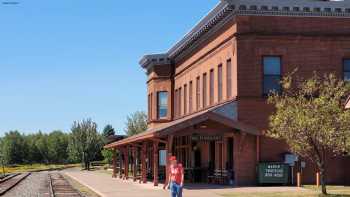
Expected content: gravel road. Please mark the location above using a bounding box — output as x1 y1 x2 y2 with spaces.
3 171 50 197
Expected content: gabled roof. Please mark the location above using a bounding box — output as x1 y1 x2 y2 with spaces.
140 0 350 68
104 100 260 149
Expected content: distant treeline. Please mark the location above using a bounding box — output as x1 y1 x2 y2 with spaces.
0 111 148 168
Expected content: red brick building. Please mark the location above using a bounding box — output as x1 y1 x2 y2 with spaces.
106 0 350 186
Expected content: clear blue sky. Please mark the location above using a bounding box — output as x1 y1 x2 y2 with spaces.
0 0 218 135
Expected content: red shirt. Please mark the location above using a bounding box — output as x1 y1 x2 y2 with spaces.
170 164 183 184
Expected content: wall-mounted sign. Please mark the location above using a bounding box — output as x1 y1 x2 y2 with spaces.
258 163 289 184
159 150 167 166
191 134 222 142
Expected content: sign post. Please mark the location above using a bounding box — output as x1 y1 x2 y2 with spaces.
258 163 289 184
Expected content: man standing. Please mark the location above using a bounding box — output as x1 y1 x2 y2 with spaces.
164 156 184 197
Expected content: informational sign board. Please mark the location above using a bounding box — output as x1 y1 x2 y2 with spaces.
191 133 222 142
258 163 289 184
159 150 167 166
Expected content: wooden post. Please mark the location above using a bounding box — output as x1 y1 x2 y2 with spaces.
124 147 129 180
165 135 174 188
141 142 147 183
153 141 159 186
133 146 137 182
112 148 117 178
119 148 123 179
316 172 320 187
256 136 260 162
297 172 301 187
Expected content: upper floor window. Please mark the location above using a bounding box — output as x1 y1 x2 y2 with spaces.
210 69 214 105
175 89 178 118
184 84 187 115
189 81 193 113
344 59 350 81
157 91 168 119
263 56 282 95
203 73 207 108
196 76 200 110
179 87 182 116
227 59 232 99
218 64 223 102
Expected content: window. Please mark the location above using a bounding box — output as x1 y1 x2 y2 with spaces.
148 93 152 120
263 56 282 95
210 69 214 105
344 59 350 81
203 73 207 108
184 84 187 115
175 89 178 118
189 81 193 113
179 87 182 116
218 64 223 102
226 59 232 99
196 76 200 110
157 91 168 119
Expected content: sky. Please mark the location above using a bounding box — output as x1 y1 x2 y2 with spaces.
0 0 218 135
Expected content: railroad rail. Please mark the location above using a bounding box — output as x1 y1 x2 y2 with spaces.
49 172 84 197
0 173 31 195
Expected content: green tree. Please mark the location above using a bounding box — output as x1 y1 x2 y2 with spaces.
101 149 114 164
68 119 103 170
102 124 115 139
35 131 50 164
47 131 69 163
124 111 147 136
1 131 26 164
268 73 350 195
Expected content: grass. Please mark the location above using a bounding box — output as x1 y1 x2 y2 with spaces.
63 174 101 197
2 163 79 174
221 185 350 197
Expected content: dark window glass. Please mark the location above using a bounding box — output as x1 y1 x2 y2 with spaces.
344 59 350 81
179 88 182 116
218 64 223 102
203 73 207 108
210 69 214 105
196 77 200 110
263 56 282 95
184 84 187 115
175 89 178 118
157 91 168 119
189 81 193 113
227 59 232 99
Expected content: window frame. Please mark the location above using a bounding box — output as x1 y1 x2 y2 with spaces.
202 73 207 108
189 81 193 114
226 59 232 99
196 76 201 111
218 64 223 102
262 55 282 96
184 84 187 115
157 91 168 119
209 69 214 105
343 58 350 82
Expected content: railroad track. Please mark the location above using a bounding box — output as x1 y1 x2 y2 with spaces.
49 172 84 197
0 173 31 195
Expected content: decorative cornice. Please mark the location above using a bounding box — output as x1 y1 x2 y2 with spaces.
140 0 350 69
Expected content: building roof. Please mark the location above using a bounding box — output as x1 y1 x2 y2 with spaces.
140 0 350 68
104 100 260 149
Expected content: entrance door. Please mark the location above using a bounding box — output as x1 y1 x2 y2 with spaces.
226 138 234 184
193 148 202 182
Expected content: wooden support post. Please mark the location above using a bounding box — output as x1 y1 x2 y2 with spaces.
112 148 117 178
256 136 260 163
141 142 147 183
153 141 159 186
124 147 129 180
297 172 301 187
165 135 174 187
119 148 123 179
316 172 320 187
133 146 137 182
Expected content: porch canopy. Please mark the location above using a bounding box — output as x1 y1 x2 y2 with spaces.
105 100 261 149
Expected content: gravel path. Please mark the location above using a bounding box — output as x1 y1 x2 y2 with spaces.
4 172 50 197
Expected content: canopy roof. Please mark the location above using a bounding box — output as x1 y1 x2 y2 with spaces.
105 101 260 149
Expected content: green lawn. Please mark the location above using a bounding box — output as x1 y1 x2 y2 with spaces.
222 186 350 197
3 163 79 173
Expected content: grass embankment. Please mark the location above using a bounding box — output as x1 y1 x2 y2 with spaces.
222 185 350 197
3 163 80 174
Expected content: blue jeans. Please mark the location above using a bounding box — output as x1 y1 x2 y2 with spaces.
170 181 183 197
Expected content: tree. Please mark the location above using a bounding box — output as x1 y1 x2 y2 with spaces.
268 73 350 195
102 124 115 140
47 131 69 163
68 119 103 170
124 111 148 136
101 149 114 164
1 131 26 164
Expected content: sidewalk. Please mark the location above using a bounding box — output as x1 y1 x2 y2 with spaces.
63 168 307 197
